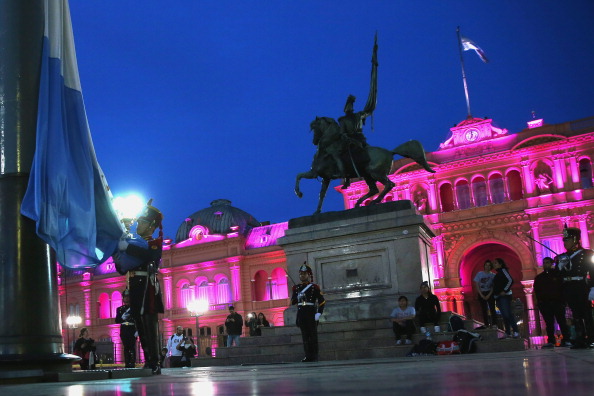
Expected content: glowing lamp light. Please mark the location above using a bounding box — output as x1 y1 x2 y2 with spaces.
66 315 82 328
113 194 145 220
187 299 209 317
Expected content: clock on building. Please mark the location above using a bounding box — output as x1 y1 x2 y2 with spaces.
465 128 479 142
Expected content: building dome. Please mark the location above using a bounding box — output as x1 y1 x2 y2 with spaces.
175 199 260 242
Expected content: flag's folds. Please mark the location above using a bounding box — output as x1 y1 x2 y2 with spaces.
21 0 123 269
461 36 489 63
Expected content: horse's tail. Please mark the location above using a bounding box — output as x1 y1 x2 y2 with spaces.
392 140 435 173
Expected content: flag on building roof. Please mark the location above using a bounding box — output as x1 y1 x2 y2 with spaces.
20 0 124 269
461 36 489 63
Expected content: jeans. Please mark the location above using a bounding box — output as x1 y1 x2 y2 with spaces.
495 294 518 335
227 334 241 347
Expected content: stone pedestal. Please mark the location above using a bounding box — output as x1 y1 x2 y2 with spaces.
279 201 435 323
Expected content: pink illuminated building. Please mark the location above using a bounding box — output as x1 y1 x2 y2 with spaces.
340 115 594 342
58 115 594 361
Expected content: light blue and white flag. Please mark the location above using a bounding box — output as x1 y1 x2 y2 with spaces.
21 0 124 269
461 36 489 63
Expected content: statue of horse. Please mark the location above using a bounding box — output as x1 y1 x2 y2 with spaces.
295 117 435 214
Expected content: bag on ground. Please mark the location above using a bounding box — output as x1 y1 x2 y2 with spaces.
453 329 482 353
448 315 465 332
437 340 460 355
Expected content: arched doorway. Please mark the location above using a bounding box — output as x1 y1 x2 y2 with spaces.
458 243 525 322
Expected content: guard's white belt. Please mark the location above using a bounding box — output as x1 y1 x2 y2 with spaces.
121 322 134 326
300 302 315 306
132 271 149 276
564 276 584 281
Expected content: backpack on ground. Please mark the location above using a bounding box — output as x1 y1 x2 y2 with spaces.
453 329 482 353
406 339 437 357
448 314 465 332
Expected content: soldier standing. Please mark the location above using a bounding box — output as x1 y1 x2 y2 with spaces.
556 227 594 348
291 263 326 362
114 200 165 373
115 289 137 367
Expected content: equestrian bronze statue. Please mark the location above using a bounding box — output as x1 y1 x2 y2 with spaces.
295 35 435 214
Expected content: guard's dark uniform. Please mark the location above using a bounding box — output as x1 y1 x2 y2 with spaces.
556 227 594 348
114 201 165 373
115 299 137 368
291 264 326 362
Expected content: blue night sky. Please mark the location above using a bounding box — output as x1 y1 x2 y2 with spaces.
68 1 594 238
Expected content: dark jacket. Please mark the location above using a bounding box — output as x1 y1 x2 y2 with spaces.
534 269 564 303
414 293 441 318
493 268 514 296
225 312 243 335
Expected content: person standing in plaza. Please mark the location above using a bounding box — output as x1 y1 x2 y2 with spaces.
114 200 165 374
291 263 326 362
473 260 497 328
492 258 519 338
115 289 137 368
166 326 185 367
73 328 96 370
556 227 594 348
534 257 572 348
225 306 243 346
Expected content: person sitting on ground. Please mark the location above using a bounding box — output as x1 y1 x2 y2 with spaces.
390 295 416 345
415 281 442 335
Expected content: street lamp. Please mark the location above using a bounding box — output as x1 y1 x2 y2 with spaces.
66 315 82 353
187 299 209 356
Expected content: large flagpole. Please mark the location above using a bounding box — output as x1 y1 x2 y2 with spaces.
0 0 73 377
456 26 472 118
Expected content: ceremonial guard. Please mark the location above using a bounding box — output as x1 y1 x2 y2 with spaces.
114 200 165 373
556 227 594 348
115 289 137 368
291 263 326 362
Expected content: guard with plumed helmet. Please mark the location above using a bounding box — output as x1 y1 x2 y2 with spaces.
556 226 594 348
291 262 326 362
114 199 165 373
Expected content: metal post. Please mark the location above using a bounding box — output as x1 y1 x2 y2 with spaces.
0 0 74 375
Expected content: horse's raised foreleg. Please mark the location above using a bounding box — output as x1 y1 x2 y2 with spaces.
314 178 331 215
295 170 318 198
355 177 380 207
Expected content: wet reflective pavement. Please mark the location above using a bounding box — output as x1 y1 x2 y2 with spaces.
2 349 594 396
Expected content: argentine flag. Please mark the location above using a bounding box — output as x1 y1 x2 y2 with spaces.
21 0 124 269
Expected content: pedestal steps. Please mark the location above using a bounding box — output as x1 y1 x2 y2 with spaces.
191 312 526 367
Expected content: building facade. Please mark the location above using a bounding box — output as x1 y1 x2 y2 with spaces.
59 115 594 362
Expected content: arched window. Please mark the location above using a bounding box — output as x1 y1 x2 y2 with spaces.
455 180 471 210
507 170 523 201
439 183 455 212
254 270 270 301
216 278 231 304
196 281 210 305
111 291 122 318
489 174 505 204
98 293 110 319
471 177 488 207
178 283 192 308
579 158 593 188
271 267 289 299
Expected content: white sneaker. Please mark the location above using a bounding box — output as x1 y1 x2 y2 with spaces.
420 327 426 334
405 339 412 345
434 325 441 333
396 339 402 345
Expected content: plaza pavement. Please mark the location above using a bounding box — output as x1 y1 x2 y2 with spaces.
1 349 593 396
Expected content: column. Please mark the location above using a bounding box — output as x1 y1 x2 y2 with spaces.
230 265 241 302
428 180 438 212
163 275 172 310
521 281 536 339
577 214 591 249
529 221 543 265
521 160 534 195
552 155 565 189
568 155 580 184
432 234 445 279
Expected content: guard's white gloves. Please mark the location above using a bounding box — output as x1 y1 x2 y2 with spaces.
315 313 321 321
118 238 129 251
